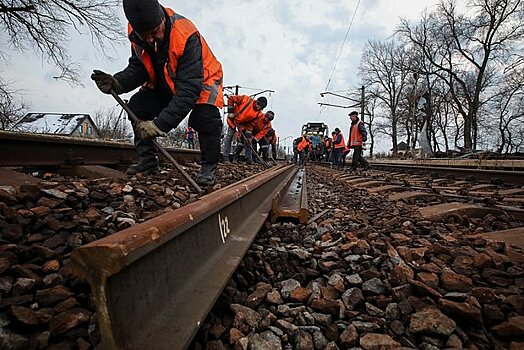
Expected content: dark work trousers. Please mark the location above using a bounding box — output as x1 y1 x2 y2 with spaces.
127 88 222 167
256 138 269 161
351 146 369 170
332 147 343 167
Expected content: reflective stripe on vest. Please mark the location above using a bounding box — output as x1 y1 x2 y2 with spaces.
350 121 363 146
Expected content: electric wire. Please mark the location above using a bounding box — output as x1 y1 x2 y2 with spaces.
317 0 361 121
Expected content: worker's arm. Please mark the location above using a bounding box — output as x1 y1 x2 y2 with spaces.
113 36 150 93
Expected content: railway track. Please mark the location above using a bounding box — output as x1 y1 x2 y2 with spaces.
0 131 200 167
189 165 523 349
0 142 523 349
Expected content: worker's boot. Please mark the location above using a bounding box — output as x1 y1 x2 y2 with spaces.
127 136 159 175
196 163 217 186
126 158 159 175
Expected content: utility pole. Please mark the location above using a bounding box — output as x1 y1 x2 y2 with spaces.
360 86 365 123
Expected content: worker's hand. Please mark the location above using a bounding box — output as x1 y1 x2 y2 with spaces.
91 70 123 94
227 113 235 120
137 120 166 139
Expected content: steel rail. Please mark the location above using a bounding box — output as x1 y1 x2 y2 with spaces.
367 163 524 186
371 158 524 170
272 167 308 223
71 164 298 350
0 130 200 167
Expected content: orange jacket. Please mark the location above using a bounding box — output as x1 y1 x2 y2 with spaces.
251 115 273 141
128 8 223 109
226 95 263 129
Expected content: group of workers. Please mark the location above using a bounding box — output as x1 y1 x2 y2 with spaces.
223 95 278 165
293 111 369 172
90 0 366 186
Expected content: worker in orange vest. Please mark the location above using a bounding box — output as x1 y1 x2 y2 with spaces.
332 128 346 168
323 136 332 163
348 111 369 171
91 0 223 186
297 135 311 165
251 111 275 162
223 95 267 164
184 126 196 149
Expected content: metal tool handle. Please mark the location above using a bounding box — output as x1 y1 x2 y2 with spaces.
232 119 270 169
110 90 203 193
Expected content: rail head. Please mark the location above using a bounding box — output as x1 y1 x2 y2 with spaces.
71 164 295 349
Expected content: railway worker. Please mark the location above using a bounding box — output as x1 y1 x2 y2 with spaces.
297 135 310 166
330 131 337 167
91 0 223 186
292 136 302 164
223 95 267 164
184 126 197 149
324 136 332 163
332 127 346 169
251 111 275 162
348 110 369 171
265 128 278 162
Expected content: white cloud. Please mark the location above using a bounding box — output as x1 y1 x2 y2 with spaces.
2 0 439 153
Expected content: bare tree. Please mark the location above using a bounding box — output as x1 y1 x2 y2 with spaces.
359 39 411 156
0 0 123 84
492 68 524 153
92 106 131 141
0 77 28 129
398 0 524 150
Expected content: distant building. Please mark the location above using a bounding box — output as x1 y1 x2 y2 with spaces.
12 113 100 139
391 141 409 155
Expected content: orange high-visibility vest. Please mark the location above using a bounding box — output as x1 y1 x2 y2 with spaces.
349 121 363 147
297 136 309 152
226 95 263 129
129 8 224 108
334 133 346 148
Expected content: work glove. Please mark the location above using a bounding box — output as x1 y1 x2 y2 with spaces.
136 120 166 139
91 70 123 94
227 113 235 120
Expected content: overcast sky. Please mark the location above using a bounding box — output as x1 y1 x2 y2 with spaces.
2 0 439 152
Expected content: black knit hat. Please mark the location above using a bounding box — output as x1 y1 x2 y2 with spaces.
123 0 164 32
349 110 358 116
256 97 268 108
